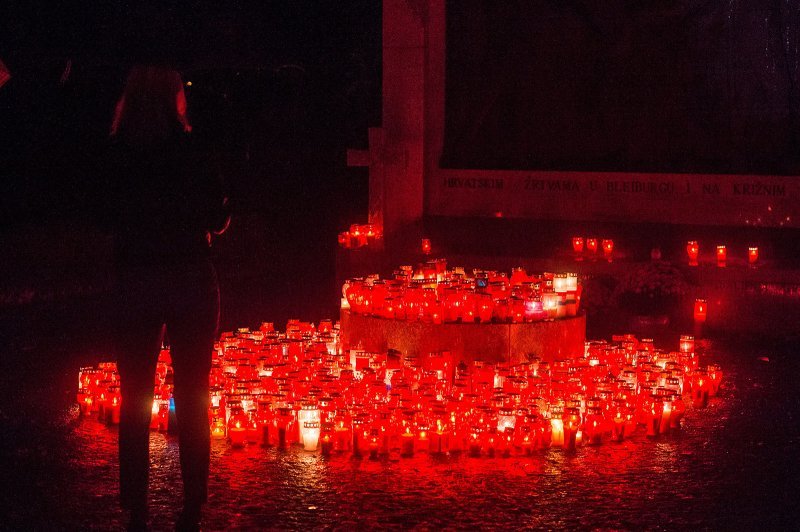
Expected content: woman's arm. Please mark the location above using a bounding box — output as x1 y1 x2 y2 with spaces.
176 87 192 133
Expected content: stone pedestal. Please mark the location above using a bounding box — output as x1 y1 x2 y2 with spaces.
340 309 586 365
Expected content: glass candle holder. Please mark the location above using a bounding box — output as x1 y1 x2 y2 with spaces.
400 426 415 457
320 423 334 455
670 396 686 429
572 237 584 257
553 273 568 294
506 297 523 324
476 293 494 323
566 273 578 292
686 241 699 266
601 239 614 261
414 428 430 454
333 419 352 452
107 387 121 425
679 335 695 354
227 407 248 447
496 409 516 433
716 245 727 267
556 293 567 319
297 403 321 446
522 297 542 322
583 407 604 446
542 292 559 319
364 224 377 242
549 416 565 448
302 421 321 451
693 299 707 323
748 246 759 265
563 407 581 451
421 238 432 255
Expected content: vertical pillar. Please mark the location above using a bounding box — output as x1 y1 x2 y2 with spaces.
347 127 386 237
381 0 427 250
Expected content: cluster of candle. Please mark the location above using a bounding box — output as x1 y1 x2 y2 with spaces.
77 324 722 456
694 299 708 323
338 223 383 249
572 237 614 261
686 241 758 267
77 348 175 429
342 261 582 323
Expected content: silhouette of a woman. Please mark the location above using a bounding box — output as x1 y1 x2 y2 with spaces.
108 65 228 531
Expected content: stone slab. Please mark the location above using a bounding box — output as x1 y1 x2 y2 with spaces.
340 309 586 365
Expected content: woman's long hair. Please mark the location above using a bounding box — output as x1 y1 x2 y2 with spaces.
110 65 191 146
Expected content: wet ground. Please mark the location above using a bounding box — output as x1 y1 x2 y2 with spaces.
2 330 799 530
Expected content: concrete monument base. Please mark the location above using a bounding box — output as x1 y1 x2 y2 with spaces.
340 309 586 365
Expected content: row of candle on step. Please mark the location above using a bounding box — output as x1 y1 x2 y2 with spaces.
570 237 759 266
338 223 383 249
342 261 583 322
686 242 758 266
78 324 721 455
571 237 614 261
78 349 176 429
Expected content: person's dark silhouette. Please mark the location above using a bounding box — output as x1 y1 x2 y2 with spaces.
106 65 229 531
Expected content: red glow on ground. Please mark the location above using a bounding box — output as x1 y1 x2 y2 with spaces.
79 328 720 458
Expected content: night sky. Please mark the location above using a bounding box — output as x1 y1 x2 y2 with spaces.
1 2 382 330
444 1 800 175
1 1 381 227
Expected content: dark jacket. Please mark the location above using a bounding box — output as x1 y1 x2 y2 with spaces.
103 133 230 266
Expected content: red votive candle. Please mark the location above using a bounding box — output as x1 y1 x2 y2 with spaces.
510 297 525 324
572 237 584 258
549 417 564 448
601 239 614 261
320 428 334 456
612 411 626 442
748 246 759 265
686 241 699 266
429 429 447 454
542 292 559 319
679 335 695 354
693 299 707 323
338 231 351 249
716 245 726 267
477 294 494 323
400 427 415 457
107 392 121 425
211 417 226 440
670 396 686 429
415 429 430 454
228 419 247 447
421 238 432 255
334 421 352 452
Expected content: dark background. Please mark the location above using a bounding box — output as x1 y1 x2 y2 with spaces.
0 0 381 221
0 1 382 331
444 0 800 175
